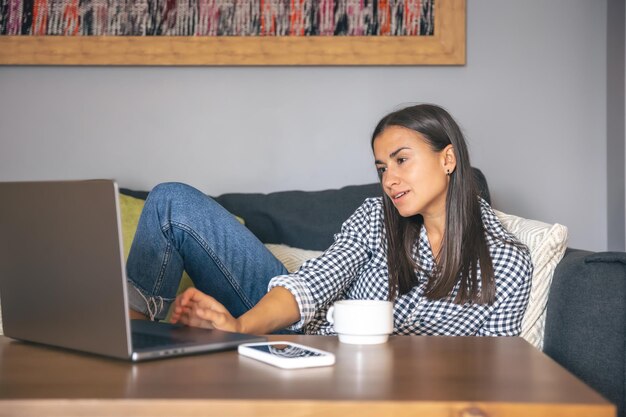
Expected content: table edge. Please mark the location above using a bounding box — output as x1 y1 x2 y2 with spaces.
0 399 616 417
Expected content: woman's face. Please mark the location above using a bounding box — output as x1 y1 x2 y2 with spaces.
373 126 453 218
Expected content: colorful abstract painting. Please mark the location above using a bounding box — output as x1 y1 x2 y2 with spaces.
0 0 434 36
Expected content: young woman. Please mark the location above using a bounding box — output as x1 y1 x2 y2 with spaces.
127 104 532 336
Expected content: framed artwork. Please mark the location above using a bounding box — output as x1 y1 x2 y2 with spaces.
0 0 465 65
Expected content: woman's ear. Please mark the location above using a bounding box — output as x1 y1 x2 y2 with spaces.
442 144 457 175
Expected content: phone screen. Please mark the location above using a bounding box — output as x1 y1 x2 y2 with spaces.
247 343 324 358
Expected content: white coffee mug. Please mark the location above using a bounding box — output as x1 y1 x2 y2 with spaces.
326 300 394 344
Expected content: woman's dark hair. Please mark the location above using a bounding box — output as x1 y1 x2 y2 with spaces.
371 104 495 305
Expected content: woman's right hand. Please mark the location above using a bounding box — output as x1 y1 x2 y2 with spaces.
170 287 242 333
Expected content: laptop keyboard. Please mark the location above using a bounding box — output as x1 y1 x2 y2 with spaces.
132 332 182 350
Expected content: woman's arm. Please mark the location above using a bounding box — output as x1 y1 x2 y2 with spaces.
170 286 300 334
266 198 381 331
239 287 300 333
476 244 533 336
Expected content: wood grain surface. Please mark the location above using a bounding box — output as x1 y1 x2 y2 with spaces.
0 334 614 417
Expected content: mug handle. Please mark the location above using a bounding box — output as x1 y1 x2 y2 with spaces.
326 305 335 325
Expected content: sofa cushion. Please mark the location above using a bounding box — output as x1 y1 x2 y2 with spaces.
493 210 568 350
214 183 382 251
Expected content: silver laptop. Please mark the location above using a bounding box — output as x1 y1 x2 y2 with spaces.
0 179 265 361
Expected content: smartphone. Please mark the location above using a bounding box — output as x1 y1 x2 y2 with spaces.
238 341 336 369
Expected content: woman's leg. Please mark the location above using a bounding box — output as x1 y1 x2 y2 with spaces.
126 182 288 321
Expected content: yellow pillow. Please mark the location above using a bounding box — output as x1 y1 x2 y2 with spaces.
119 194 145 260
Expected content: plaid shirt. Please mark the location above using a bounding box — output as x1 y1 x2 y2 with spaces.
268 197 533 336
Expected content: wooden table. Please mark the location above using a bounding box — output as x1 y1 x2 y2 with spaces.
0 335 615 417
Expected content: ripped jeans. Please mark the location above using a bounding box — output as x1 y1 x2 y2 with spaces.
126 182 288 322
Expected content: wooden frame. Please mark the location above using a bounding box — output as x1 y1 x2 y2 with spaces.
0 0 465 66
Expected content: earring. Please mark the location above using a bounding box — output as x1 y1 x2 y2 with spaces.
446 170 451 176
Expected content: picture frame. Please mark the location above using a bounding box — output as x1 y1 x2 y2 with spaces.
0 0 465 66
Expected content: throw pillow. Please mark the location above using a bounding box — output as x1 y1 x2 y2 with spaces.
119 194 146 260
264 244 324 273
493 210 568 350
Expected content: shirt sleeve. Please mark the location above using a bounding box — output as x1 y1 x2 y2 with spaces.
268 198 380 331
476 243 533 336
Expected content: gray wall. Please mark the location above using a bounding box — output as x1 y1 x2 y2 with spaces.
0 0 613 252
607 0 626 251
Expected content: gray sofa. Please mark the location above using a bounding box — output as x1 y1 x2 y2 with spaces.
121 170 626 417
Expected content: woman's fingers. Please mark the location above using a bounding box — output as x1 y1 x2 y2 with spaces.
177 288 207 307
185 308 216 329
171 305 213 328
169 288 238 331
171 288 213 323
170 304 192 324
177 288 228 312
195 307 236 331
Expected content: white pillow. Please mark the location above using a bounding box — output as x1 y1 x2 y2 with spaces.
494 210 568 350
264 243 323 273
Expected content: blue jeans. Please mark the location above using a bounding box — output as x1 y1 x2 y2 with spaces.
126 182 288 323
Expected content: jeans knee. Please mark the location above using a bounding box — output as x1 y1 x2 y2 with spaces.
148 182 222 219
149 182 203 204
151 181 195 195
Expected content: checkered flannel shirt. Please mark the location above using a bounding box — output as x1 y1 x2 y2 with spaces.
268 197 533 336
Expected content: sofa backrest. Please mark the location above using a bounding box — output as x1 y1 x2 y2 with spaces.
215 183 382 250
213 167 489 251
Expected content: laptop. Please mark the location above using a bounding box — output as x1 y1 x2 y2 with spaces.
0 179 265 361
